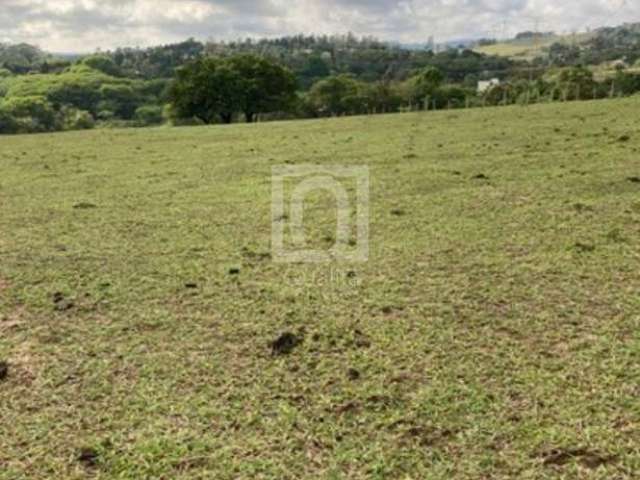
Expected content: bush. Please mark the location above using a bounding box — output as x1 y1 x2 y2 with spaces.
97 110 116 121
432 85 470 109
61 107 95 130
99 84 140 119
308 75 364 116
47 81 101 114
82 55 121 76
0 108 18 134
1 96 58 133
134 105 164 126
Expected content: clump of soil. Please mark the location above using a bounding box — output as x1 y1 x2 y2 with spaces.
538 447 616 469
73 202 98 210
53 292 74 311
270 332 303 356
574 242 596 254
77 447 99 468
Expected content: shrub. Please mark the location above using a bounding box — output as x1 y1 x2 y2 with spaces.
61 107 95 130
99 84 140 119
134 105 164 126
1 96 58 132
82 55 121 76
47 81 101 114
97 110 116 121
0 107 18 134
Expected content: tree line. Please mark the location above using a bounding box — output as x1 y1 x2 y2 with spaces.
3 28 640 134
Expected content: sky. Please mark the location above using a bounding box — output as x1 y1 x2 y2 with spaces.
0 0 637 53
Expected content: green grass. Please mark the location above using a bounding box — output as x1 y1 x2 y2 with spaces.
1 98 640 479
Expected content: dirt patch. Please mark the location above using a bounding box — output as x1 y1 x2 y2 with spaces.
53 292 74 312
335 401 360 415
347 368 361 381
77 447 100 468
7 340 39 385
73 202 98 210
0 305 27 333
403 426 455 447
538 448 616 469
574 242 596 254
270 332 303 356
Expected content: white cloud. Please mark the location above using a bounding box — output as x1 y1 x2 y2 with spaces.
1 0 639 52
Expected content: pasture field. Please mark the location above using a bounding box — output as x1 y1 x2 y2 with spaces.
1 98 640 479
474 32 594 61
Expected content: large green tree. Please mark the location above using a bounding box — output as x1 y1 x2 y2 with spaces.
168 58 241 124
227 54 297 123
168 55 297 124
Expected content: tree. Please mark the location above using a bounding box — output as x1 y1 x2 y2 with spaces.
83 55 122 76
168 58 241 124
558 66 597 100
363 81 402 113
47 81 102 114
298 55 331 88
548 43 581 66
168 55 297 124
99 84 141 119
406 66 444 108
615 70 640 96
226 54 297 122
308 74 363 116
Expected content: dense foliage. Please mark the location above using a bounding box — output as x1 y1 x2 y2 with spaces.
3 26 640 135
168 55 297 123
546 23 640 67
0 63 167 134
0 43 70 74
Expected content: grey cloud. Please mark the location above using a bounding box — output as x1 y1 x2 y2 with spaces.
0 0 637 52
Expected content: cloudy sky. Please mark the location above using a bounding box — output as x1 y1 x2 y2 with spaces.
1 0 636 53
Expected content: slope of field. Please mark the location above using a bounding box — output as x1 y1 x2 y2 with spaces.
475 32 594 60
1 99 640 479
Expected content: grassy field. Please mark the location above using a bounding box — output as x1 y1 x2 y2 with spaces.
1 98 640 479
474 32 594 61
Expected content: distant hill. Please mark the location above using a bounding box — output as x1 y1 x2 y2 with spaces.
474 22 640 66
474 31 595 61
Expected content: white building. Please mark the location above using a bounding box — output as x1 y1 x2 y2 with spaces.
477 78 501 94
